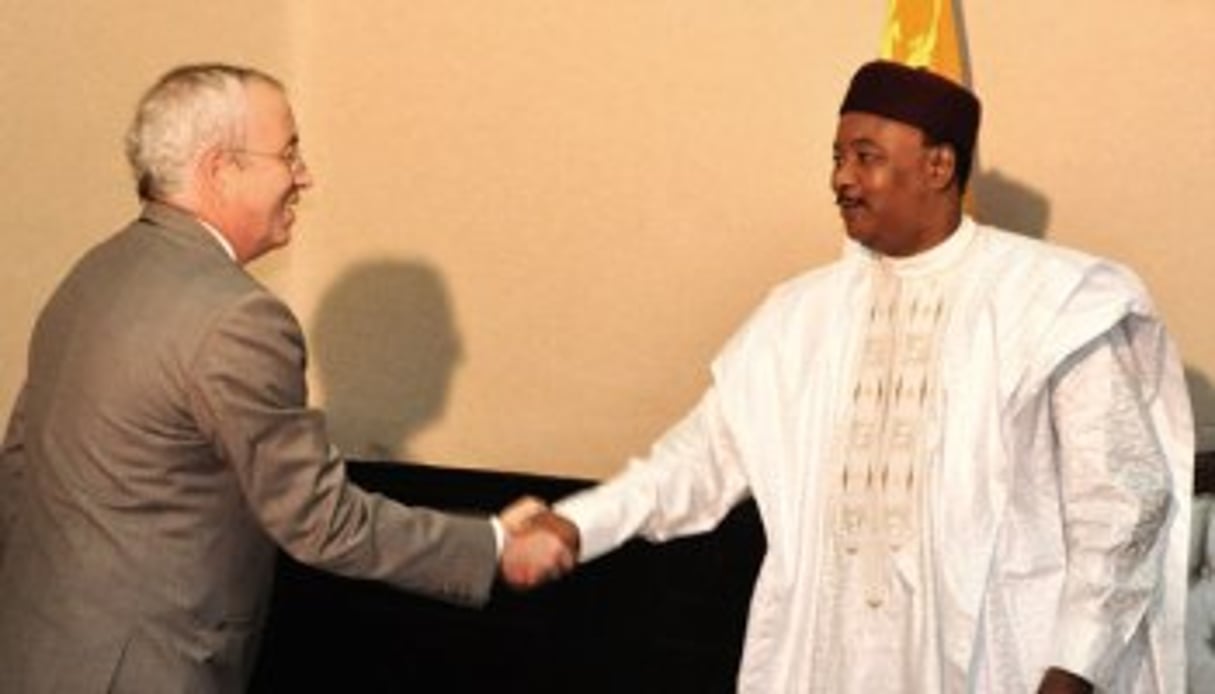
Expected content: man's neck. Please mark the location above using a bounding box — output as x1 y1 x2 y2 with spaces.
196 218 238 262
152 195 240 263
903 198 963 257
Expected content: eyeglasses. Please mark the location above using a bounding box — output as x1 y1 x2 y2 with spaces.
228 146 307 174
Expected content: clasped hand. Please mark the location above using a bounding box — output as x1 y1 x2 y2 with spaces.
497 496 581 590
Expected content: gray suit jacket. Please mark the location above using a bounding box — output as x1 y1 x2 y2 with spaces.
0 203 497 693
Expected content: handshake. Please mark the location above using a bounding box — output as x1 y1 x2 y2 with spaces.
497 497 582 590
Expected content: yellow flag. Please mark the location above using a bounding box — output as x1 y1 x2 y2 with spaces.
880 0 975 209
880 0 966 84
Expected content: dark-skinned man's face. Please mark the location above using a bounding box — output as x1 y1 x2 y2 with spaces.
831 112 944 257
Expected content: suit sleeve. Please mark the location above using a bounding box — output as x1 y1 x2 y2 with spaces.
0 386 27 561
185 291 497 606
556 387 751 562
1048 322 1175 686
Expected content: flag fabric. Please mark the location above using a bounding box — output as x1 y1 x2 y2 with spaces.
879 0 975 208
879 0 966 84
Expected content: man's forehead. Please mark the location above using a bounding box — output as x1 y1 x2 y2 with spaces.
244 81 296 139
245 80 289 113
834 112 923 146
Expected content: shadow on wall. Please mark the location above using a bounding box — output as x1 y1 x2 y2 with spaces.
971 167 1050 239
311 259 463 461
1188 367 1215 454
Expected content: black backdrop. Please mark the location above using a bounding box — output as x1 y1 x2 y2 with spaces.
250 461 765 693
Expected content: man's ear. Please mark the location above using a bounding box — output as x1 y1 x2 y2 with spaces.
925 144 957 191
196 146 233 200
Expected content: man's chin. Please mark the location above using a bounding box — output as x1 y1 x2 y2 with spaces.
256 228 292 258
274 218 295 243
842 221 872 244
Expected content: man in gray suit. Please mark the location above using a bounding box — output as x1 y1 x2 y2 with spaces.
0 63 569 692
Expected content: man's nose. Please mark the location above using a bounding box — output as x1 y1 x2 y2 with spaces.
831 160 853 194
294 161 314 189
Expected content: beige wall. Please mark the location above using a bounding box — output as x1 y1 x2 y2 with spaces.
0 0 298 438
3 2 1214 479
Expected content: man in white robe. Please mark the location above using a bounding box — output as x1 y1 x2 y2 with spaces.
513 61 1193 693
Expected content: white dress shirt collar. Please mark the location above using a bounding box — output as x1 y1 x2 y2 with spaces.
197 219 237 262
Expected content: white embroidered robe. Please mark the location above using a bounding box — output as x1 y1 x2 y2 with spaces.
558 218 1193 693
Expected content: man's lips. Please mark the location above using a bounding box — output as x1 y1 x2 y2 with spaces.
836 196 865 218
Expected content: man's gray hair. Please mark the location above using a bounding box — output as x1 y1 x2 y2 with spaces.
124 63 282 200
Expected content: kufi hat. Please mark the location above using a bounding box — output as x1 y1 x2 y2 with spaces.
839 60 981 188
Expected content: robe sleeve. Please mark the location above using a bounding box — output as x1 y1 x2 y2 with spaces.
555 387 751 562
1048 322 1174 686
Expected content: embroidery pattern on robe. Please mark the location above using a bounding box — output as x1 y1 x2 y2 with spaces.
809 235 973 692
